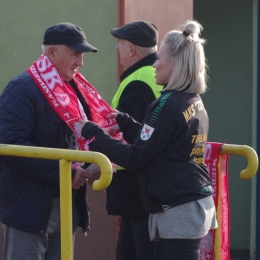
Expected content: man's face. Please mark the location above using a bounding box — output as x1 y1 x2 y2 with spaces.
116 39 132 70
50 45 84 81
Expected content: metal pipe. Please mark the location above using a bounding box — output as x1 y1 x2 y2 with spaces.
0 144 112 191
60 159 73 260
0 144 113 260
220 144 259 180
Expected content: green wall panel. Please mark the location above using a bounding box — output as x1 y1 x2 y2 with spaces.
194 0 253 251
0 1 118 104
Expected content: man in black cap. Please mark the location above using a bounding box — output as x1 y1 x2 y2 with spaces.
0 22 97 259
108 20 163 260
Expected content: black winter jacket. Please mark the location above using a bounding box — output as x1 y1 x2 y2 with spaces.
0 71 90 234
82 90 213 213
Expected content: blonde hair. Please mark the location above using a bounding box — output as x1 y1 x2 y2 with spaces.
163 20 208 94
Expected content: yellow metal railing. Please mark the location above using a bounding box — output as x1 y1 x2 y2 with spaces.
0 143 258 260
0 144 112 260
209 144 258 260
220 144 258 179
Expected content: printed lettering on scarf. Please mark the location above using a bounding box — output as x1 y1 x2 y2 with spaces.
28 54 120 151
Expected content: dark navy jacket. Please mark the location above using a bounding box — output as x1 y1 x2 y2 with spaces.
0 71 90 234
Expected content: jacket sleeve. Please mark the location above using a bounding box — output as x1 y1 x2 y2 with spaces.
116 113 142 144
81 98 178 171
0 76 60 185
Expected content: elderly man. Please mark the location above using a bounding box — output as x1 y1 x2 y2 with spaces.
0 22 97 260
107 21 163 260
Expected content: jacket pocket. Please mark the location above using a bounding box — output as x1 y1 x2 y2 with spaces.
33 108 62 147
0 166 25 207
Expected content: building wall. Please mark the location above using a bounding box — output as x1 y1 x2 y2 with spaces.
194 0 254 253
125 0 193 43
0 1 118 259
0 1 118 101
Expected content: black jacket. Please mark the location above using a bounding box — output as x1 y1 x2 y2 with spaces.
0 71 90 234
82 90 213 213
117 53 158 122
106 53 158 218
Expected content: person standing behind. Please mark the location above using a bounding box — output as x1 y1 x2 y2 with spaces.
0 22 97 260
107 21 163 260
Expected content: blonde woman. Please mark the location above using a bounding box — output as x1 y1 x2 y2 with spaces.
80 20 217 260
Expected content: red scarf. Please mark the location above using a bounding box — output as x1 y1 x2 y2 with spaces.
28 54 120 151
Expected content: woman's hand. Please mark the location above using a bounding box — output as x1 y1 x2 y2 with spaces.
78 119 88 130
106 109 119 119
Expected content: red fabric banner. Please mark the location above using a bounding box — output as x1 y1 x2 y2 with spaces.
200 142 230 260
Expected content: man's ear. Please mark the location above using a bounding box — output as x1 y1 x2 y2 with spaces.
129 43 136 57
46 46 57 61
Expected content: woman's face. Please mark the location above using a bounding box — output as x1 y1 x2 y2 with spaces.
153 43 173 86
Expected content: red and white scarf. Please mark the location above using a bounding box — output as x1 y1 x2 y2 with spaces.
28 54 120 151
200 142 230 260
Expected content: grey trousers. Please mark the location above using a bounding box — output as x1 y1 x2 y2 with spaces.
2 197 79 260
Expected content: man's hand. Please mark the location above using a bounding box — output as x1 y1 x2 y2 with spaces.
87 171 101 186
106 109 119 119
72 167 91 190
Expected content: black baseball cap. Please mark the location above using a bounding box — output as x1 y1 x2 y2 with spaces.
111 21 158 47
43 22 98 53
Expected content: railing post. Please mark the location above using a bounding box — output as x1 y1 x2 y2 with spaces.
59 159 73 260
0 144 113 260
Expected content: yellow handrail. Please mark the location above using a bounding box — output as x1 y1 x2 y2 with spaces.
0 144 113 260
220 144 258 179
1 143 258 259
0 144 112 190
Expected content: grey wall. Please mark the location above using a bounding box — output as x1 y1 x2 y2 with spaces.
0 1 118 259
194 0 254 251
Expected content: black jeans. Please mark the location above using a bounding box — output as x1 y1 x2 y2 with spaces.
116 216 159 260
154 238 202 260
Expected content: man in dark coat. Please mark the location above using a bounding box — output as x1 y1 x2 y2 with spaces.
107 21 163 260
0 22 98 260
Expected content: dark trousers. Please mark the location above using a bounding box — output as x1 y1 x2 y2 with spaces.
116 215 157 260
155 238 202 260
